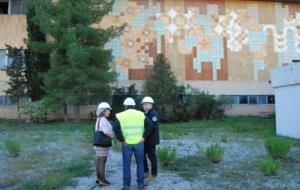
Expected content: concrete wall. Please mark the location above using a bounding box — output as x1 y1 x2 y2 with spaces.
0 105 97 120
272 64 300 139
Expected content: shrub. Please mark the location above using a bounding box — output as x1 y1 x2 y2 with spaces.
157 147 176 167
4 139 21 157
265 137 292 159
260 158 279 176
21 100 56 123
193 92 225 120
206 144 224 163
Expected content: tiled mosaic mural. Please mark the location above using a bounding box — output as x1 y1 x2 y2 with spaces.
98 0 300 81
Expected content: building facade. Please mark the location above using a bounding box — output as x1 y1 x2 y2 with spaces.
2 0 300 118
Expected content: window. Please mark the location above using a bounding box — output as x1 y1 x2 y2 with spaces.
267 95 275 104
239 95 248 104
258 95 267 104
249 95 257 104
0 50 8 69
0 96 16 106
231 95 239 104
10 0 26 14
0 0 9 14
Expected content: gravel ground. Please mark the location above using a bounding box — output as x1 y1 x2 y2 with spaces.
64 135 300 190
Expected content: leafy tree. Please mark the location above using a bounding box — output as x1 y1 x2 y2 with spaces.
24 0 50 101
32 0 124 122
5 45 27 120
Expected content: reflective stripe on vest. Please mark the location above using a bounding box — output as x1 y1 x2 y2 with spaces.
116 109 145 144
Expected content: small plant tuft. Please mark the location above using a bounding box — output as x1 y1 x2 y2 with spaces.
265 137 292 159
220 134 228 143
4 139 21 157
157 147 176 167
260 158 279 176
206 144 224 163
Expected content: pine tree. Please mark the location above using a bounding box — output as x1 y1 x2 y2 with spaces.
5 45 27 120
143 54 180 120
32 0 124 122
24 0 50 101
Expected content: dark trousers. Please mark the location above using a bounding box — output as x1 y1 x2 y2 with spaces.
144 144 157 176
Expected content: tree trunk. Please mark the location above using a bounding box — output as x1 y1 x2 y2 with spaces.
63 103 68 122
17 99 21 120
74 104 80 123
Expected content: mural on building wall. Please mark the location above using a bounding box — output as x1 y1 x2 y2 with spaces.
98 0 300 81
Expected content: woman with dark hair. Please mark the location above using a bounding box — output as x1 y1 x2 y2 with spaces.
94 102 114 186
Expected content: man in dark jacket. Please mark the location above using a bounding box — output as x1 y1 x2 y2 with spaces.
141 96 160 180
113 97 152 190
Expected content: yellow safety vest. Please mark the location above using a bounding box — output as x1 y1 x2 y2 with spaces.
116 109 145 144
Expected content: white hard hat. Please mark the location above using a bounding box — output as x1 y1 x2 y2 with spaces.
123 97 136 106
142 96 154 104
98 102 111 110
96 102 111 116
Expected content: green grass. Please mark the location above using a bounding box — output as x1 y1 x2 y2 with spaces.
0 119 95 190
160 116 276 139
18 155 93 190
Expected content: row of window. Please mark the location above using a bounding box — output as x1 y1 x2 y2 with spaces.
229 95 275 105
0 0 26 15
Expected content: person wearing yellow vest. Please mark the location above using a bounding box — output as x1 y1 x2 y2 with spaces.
113 97 152 190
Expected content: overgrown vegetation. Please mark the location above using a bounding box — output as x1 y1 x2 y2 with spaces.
265 137 292 159
157 147 177 167
4 139 21 157
21 99 56 123
206 144 225 163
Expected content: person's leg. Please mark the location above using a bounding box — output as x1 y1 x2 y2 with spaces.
134 143 145 188
96 157 101 182
144 145 149 177
98 156 110 185
102 156 111 184
122 143 133 190
148 145 158 177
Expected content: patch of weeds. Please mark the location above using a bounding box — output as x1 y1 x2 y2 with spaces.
157 147 176 167
0 176 23 189
19 157 92 190
4 139 21 157
265 137 292 159
11 151 45 170
171 154 213 181
21 171 72 190
206 144 224 163
259 158 280 176
220 134 228 143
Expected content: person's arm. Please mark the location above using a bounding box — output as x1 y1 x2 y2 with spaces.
100 118 114 138
112 119 125 142
143 116 153 140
